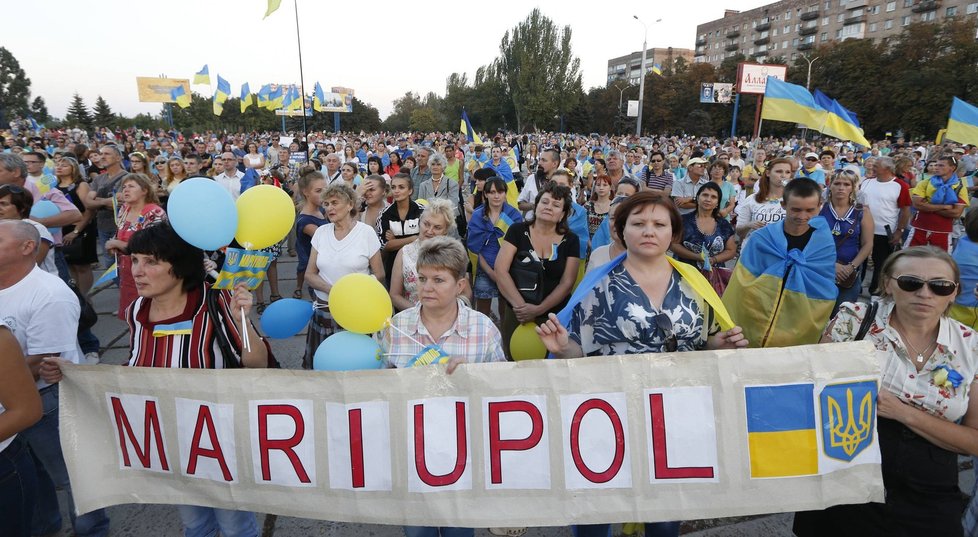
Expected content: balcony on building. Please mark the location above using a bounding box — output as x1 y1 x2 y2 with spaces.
726 29 741 38
696 37 707 46
725 42 740 51
800 10 819 21
753 49 769 57
912 0 940 12
755 21 771 32
799 25 818 36
798 42 814 51
844 14 867 25
846 0 868 8
754 36 770 45
695 49 706 57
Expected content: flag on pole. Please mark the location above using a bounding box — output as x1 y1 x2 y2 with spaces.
946 97 978 147
285 86 302 111
460 110 483 144
193 65 210 85
813 91 871 148
92 262 118 290
267 86 285 109
213 92 224 116
313 82 326 112
813 89 860 128
256 84 271 109
263 0 282 18
170 85 191 108
240 83 253 113
760 77 825 129
215 76 231 103
651 63 663 76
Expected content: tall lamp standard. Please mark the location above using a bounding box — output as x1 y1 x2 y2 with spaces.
633 16 662 137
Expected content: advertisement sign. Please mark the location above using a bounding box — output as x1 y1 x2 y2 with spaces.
700 83 734 104
626 100 640 117
136 77 191 103
736 63 788 94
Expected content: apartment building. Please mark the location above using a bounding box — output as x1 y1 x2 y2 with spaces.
694 0 978 66
607 47 697 85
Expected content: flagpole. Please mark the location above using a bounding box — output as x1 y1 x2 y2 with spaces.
293 0 309 148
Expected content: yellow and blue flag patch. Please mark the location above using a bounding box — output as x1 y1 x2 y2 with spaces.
153 320 193 338
745 384 818 478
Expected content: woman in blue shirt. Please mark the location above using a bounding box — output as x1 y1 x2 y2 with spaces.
819 169 874 314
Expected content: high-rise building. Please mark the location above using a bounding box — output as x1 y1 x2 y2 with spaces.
694 0 978 66
607 47 696 85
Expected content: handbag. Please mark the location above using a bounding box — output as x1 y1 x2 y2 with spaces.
701 266 732 297
510 251 544 305
854 300 878 341
455 178 468 239
61 231 88 264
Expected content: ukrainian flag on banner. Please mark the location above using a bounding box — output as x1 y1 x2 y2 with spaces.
460 110 483 144
813 89 871 147
722 217 837 348
313 82 326 112
170 86 191 109
745 384 818 478
240 83 253 113
152 320 193 338
193 65 210 85
946 97 978 147
215 75 231 103
761 77 826 128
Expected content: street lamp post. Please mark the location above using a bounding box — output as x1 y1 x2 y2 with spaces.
633 16 662 137
613 83 633 114
803 54 820 90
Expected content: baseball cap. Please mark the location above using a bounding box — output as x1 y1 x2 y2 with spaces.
687 157 709 165
804 152 819 160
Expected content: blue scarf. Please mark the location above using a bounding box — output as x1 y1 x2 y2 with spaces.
929 174 962 205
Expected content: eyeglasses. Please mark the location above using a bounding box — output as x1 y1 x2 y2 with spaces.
893 275 958 296
805 157 818 161
22 159 43 164
654 313 678 353
0 184 26 195
650 158 663 163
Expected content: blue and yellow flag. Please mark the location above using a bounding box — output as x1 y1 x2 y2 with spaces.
213 91 224 116
92 262 118 290
761 77 825 129
946 97 978 147
170 85 191 109
256 84 271 109
313 82 326 112
153 320 193 338
461 109 483 144
651 63 663 76
267 86 285 110
240 83 253 113
745 384 818 478
723 217 838 348
284 86 302 111
813 89 870 147
215 75 231 103
193 65 210 85
263 0 281 18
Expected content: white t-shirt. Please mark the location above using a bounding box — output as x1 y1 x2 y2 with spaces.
0 266 82 390
518 175 540 220
310 221 381 302
0 318 11 451
24 219 57 275
735 195 786 232
860 178 909 235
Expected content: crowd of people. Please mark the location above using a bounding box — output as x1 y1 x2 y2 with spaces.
3 122 978 537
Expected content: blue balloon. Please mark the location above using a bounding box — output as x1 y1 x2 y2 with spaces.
29 200 61 234
314 331 383 371
167 177 238 250
260 299 314 339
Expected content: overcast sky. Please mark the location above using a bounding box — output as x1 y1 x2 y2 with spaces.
6 0 767 121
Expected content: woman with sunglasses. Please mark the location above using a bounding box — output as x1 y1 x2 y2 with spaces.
536 192 747 537
794 246 978 537
820 170 874 313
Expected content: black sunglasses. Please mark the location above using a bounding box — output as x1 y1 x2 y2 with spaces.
894 275 958 296
654 313 678 353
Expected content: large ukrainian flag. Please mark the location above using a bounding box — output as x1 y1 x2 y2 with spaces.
946 97 978 147
745 384 818 478
761 77 826 129
722 217 838 348
460 109 483 144
813 89 871 147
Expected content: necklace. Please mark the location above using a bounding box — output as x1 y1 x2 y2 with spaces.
893 323 937 364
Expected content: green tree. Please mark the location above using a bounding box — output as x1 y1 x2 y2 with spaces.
382 92 422 131
0 46 32 122
64 93 93 131
497 8 581 132
409 108 439 132
30 96 49 124
344 97 382 132
93 96 115 128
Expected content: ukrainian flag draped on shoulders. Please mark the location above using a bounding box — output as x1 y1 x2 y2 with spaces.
466 203 523 271
723 217 838 348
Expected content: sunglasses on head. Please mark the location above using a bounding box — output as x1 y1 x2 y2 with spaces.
0 184 26 195
654 313 678 353
894 275 957 296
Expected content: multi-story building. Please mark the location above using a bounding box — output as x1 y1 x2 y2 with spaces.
694 0 978 66
607 47 697 85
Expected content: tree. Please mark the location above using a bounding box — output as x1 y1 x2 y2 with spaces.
382 92 423 131
409 108 439 132
93 96 115 128
497 8 582 132
30 96 49 124
64 93 93 131
0 46 32 123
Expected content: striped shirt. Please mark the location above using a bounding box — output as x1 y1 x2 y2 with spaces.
380 299 505 368
126 286 246 369
645 169 674 192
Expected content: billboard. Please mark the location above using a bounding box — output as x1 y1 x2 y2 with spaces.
736 63 788 94
320 92 353 113
136 77 191 103
700 83 734 104
626 100 640 117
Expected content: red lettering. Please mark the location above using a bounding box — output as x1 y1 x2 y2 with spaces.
649 394 715 480
569 399 624 484
257 404 311 483
349 408 365 488
110 396 169 471
413 402 467 487
487 401 544 484
186 405 233 482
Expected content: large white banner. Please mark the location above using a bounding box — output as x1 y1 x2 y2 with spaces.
59 342 884 527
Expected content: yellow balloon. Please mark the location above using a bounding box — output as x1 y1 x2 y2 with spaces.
330 273 392 334
510 322 547 361
235 185 296 250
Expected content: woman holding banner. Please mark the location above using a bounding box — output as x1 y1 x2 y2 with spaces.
40 221 270 537
795 246 978 537
536 192 748 537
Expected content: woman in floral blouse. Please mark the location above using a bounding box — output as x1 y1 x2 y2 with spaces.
795 246 978 537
